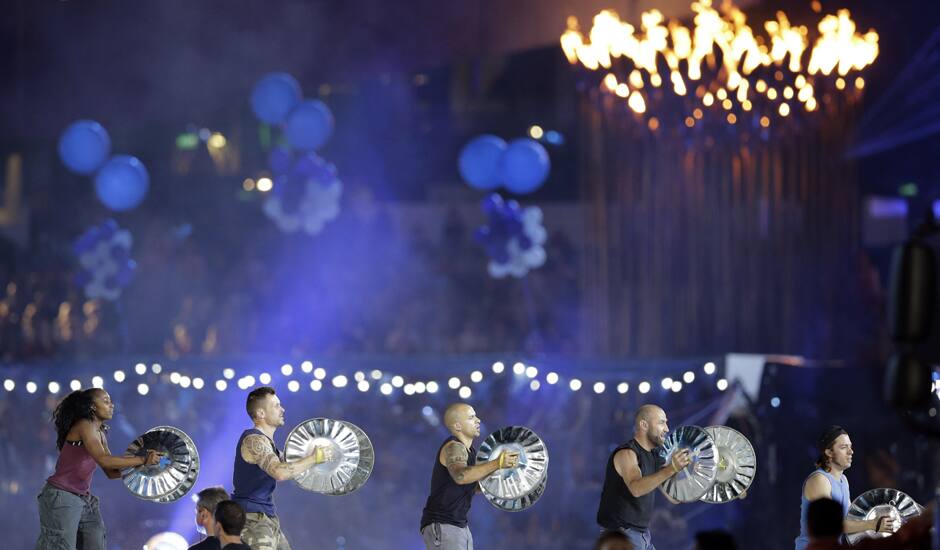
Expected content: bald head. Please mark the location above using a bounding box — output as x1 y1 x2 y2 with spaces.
444 403 471 430
634 404 663 429
443 403 481 439
634 404 669 447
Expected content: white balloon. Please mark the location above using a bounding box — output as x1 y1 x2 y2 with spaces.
278 217 301 233
509 261 528 278
99 286 121 301
79 252 98 270
525 224 548 245
85 281 103 298
110 229 133 250
525 246 547 268
303 217 325 235
487 261 510 278
262 197 282 217
522 206 543 225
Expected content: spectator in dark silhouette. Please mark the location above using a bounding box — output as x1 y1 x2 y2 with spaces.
595 530 633 550
213 500 251 550
189 486 230 549
693 529 737 550
806 498 934 549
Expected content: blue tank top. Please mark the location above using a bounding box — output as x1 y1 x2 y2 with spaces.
794 469 850 550
231 428 279 516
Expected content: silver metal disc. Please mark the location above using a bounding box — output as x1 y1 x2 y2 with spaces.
658 425 719 503
122 426 200 503
699 426 756 504
484 473 548 512
284 418 374 496
845 488 925 545
476 426 549 500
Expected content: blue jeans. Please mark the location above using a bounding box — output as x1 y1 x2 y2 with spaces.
36 483 106 550
602 527 656 550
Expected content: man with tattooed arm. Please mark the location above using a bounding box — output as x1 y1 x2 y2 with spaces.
232 386 332 550
419 402 521 549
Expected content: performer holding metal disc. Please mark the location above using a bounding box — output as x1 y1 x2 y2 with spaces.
794 426 898 550
36 388 161 550
596 404 692 550
233 386 333 550
419 402 520 550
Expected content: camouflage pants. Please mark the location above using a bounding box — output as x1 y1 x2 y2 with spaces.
242 512 291 550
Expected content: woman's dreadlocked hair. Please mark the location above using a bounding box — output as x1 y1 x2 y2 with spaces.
52 389 100 450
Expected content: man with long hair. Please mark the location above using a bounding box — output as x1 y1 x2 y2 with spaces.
36 388 160 550
794 426 897 549
232 386 332 550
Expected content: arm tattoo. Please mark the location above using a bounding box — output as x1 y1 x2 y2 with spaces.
444 442 469 482
243 434 305 480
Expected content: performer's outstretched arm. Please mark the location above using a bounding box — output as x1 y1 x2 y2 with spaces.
614 447 690 499
98 433 124 479
442 441 518 485
241 434 330 481
803 474 896 535
75 420 159 471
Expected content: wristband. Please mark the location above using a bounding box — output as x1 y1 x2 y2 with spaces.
874 517 884 532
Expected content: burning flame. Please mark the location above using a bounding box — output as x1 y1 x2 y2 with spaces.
560 0 877 120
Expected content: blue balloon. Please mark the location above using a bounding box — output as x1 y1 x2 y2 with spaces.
94 155 150 211
285 100 334 151
72 232 97 255
251 73 302 124
268 147 293 175
481 193 505 219
292 152 326 180
58 120 111 175
500 138 550 194
99 219 118 239
458 135 506 190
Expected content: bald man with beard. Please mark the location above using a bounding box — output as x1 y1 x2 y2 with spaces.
419 403 521 550
596 404 692 550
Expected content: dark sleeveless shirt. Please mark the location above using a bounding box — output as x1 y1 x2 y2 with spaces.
597 439 663 531
420 436 477 530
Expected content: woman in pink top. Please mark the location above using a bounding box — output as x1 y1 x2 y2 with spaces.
36 388 160 550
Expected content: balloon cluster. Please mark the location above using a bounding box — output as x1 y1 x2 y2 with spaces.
262 148 342 235
72 219 137 301
473 194 548 278
250 72 334 152
459 136 550 194
58 120 150 212
250 73 342 235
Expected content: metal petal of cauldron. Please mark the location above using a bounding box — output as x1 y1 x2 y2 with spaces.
658 425 718 503
846 488 925 545
122 426 200 503
699 426 756 504
477 425 548 500
484 473 548 512
284 418 374 496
